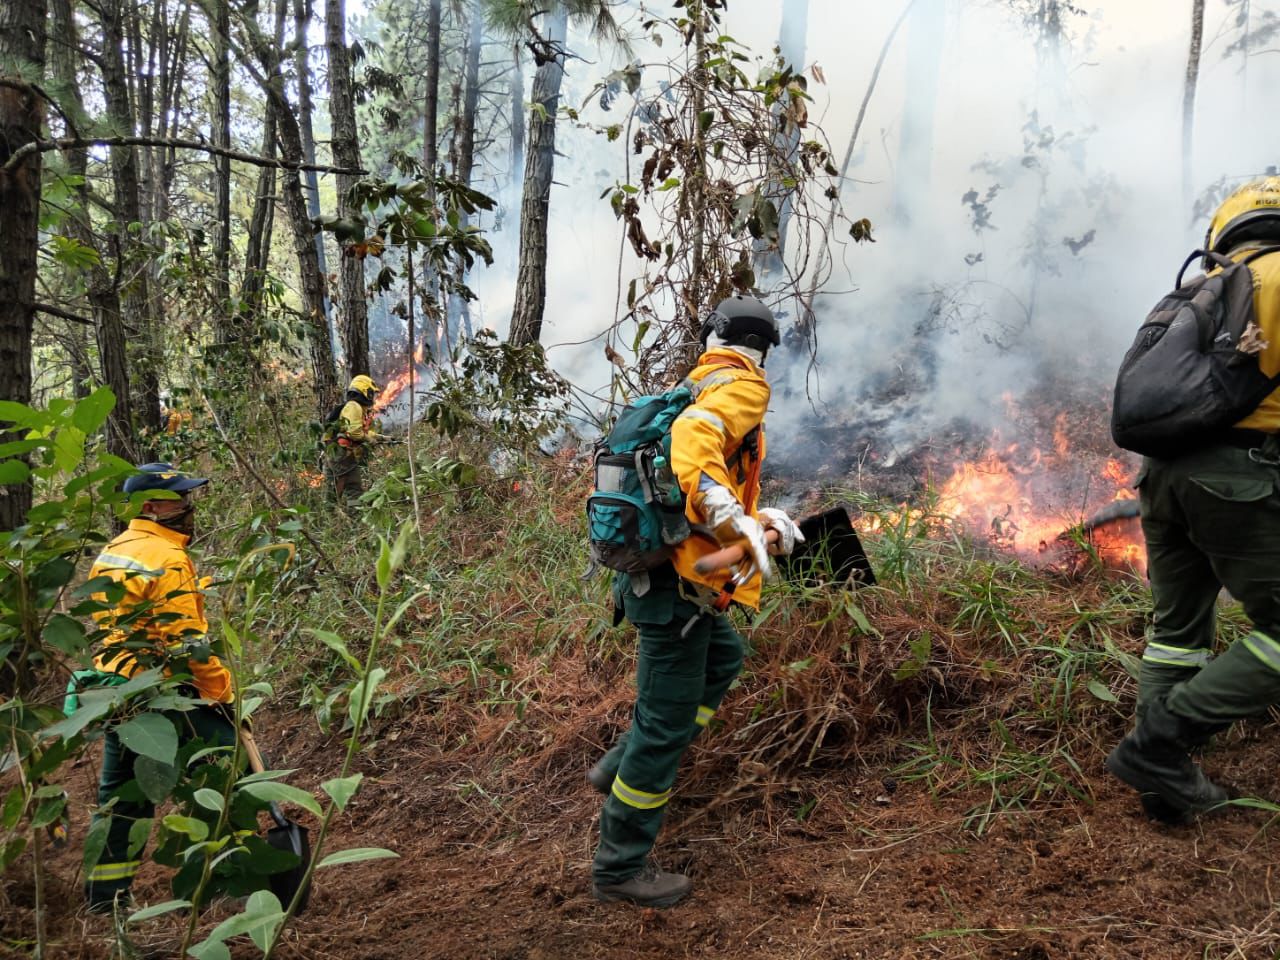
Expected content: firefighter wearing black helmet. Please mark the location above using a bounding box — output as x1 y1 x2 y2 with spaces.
1107 177 1280 822
587 295 803 907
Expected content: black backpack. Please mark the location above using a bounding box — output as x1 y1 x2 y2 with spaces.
1111 246 1280 458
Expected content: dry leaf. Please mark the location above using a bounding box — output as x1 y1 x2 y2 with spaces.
1239 321 1270 356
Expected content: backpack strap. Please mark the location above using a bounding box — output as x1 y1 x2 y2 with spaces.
1181 246 1280 287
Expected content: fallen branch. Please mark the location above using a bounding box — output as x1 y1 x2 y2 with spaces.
34 302 93 326
2 136 367 176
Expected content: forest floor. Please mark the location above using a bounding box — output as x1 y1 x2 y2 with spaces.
18 689 1280 960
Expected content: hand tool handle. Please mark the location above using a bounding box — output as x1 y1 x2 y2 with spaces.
693 528 779 575
239 726 290 829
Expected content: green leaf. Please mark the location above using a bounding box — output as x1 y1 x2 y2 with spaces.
193 890 284 957
1086 679 1119 703
236 768 298 784
310 629 361 673
161 814 209 843
127 817 152 857
347 667 386 733
388 519 413 575
186 940 231 960
0 459 31 485
375 536 392 590
320 773 363 812
238 781 322 817
317 847 400 868
0 401 42 427
42 613 86 654
1 786 26 830
1 835 28 870
82 815 109 873
193 788 225 813
71 387 116 433
31 795 66 828
115 713 178 765
128 899 191 923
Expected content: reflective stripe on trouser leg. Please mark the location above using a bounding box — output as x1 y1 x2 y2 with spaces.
1141 643 1212 669
88 860 141 883
611 776 672 810
1167 634 1280 726
695 706 714 728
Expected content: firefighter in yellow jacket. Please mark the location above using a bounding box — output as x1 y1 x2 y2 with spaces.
83 463 236 911
588 296 803 907
324 375 383 500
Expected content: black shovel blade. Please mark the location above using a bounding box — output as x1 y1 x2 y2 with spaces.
265 808 312 915
778 507 876 588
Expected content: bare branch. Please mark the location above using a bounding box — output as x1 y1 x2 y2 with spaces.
2 135 367 175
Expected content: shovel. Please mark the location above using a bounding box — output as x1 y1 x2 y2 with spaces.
694 506 875 587
239 727 312 914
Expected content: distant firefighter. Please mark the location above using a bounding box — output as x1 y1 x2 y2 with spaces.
322 375 384 501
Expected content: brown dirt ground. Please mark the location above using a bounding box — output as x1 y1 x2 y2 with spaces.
8 706 1280 960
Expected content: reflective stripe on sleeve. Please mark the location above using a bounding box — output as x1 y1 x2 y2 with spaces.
1141 642 1212 668
611 776 672 810
96 554 164 580
695 705 715 728
88 859 141 882
676 408 726 433
1243 632 1280 673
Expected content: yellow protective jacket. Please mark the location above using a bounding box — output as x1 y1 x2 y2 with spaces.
90 519 234 703
336 400 374 445
1230 246 1280 432
670 348 770 610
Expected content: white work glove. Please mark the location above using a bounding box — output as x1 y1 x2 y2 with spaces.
758 507 805 557
699 484 772 579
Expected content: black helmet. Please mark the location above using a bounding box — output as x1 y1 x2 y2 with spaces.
123 462 209 495
699 296 780 356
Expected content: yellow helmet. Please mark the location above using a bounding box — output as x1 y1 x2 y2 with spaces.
348 375 378 400
1207 176 1280 253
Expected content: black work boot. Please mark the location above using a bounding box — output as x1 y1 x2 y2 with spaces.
1106 697 1228 821
587 741 626 796
593 860 692 908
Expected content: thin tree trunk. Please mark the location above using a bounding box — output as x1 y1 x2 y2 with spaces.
100 0 162 443
50 0 136 462
243 21 339 413
1183 0 1205 208
508 5 567 346
326 0 370 378
686 3 709 340
0 0 47 532
212 0 233 330
509 44 524 191
293 0 336 361
447 1 483 342
423 0 442 179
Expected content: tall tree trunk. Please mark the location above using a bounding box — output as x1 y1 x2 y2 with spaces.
1183 0 1205 208
0 0 47 531
100 0 162 443
50 0 135 462
326 0 370 378
243 21 339 413
509 44 524 191
508 5 567 346
423 0 442 179
448 0 483 341
211 0 233 332
686 3 709 341
293 0 336 361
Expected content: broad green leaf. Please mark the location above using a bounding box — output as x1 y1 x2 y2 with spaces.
320 773 363 812
236 768 297 784
196 890 284 956
186 939 231 960
1087 679 1119 703
82 816 109 873
71 387 116 433
1 836 28 870
161 814 208 843
128 899 191 923
31 795 67 828
347 667 386 733
42 613 86 654
1 786 25 830
317 847 399 868
238 781 322 817
0 459 30 485
115 713 178 765
375 536 391 589
127 817 153 857
309 629 361 673
193 788 225 813
388 520 413 574
0 401 42 427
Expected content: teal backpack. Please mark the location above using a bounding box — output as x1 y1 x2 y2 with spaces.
586 386 697 573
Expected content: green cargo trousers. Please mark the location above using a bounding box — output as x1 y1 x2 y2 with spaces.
592 570 745 885
85 706 237 909
1136 440 1280 726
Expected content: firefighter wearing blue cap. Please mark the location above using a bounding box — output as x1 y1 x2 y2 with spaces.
79 463 238 912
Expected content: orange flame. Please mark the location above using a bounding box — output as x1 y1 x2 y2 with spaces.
373 344 428 413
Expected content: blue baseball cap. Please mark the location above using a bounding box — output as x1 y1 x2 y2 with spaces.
123 462 209 495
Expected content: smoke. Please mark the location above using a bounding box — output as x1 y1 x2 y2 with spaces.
466 0 1279 476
